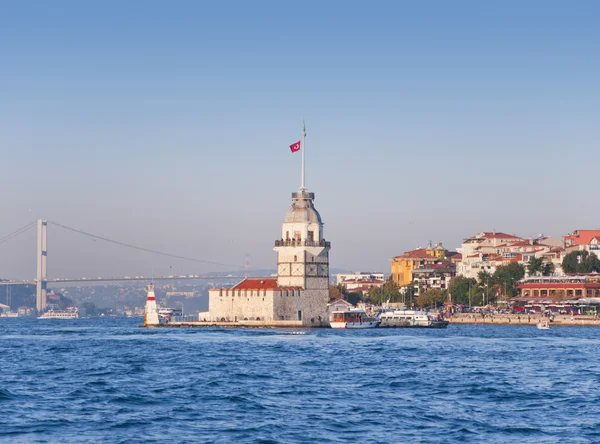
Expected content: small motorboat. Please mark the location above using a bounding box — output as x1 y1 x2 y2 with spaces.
330 309 379 329
537 321 550 330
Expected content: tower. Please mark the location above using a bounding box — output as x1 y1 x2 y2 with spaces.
144 283 160 326
36 219 47 312
275 188 330 288
273 121 330 324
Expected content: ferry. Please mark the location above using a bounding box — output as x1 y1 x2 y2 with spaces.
330 309 379 329
38 307 79 319
378 310 449 328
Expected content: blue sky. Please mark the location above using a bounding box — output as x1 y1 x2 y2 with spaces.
1 1 599 279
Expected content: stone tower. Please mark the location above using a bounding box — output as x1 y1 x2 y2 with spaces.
274 187 330 324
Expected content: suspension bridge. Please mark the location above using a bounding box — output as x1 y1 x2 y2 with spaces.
0 219 248 311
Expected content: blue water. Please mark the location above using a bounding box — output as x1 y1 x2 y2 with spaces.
1 319 600 443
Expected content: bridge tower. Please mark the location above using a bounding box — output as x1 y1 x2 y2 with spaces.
36 219 47 312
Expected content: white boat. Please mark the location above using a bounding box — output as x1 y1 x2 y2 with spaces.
0 312 18 318
38 307 79 319
330 309 379 329
378 310 449 328
537 321 550 330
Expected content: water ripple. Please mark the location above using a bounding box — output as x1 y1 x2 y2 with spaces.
1 319 600 442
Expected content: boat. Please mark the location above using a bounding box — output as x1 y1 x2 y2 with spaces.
0 312 18 318
37 307 79 319
537 321 550 330
378 310 449 328
330 309 379 329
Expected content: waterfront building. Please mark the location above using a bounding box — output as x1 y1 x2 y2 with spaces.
562 230 600 260
208 187 330 326
458 232 523 258
335 271 385 285
513 275 600 314
336 272 385 294
390 248 440 287
412 261 456 296
563 230 600 248
208 126 330 326
515 275 600 300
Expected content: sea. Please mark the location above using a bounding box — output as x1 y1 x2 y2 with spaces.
1 319 600 443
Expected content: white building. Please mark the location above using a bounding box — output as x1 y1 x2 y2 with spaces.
336 272 384 285
208 184 330 326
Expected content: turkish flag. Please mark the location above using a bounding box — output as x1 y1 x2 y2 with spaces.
289 141 301 153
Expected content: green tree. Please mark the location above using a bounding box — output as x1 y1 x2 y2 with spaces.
542 262 555 276
345 291 363 306
491 262 525 298
477 270 492 284
527 257 544 276
328 285 344 301
448 276 477 305
562 250 600 274
416 288 447 309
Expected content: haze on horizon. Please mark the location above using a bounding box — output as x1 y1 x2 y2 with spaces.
1 1 599 280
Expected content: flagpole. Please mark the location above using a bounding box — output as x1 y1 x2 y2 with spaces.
301 119 306 190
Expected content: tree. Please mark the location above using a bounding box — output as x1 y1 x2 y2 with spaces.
542 262 555 276
447 276 477 305
345 291 362 306
562 250 600 274
492 263 525 298
527 257 544 276
416 288 447 309
477 270 492 284
328 285 344 301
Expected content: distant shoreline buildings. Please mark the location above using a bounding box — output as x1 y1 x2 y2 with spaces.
388 229 600 301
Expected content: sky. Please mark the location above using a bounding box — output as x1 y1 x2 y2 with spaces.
1 1 599 279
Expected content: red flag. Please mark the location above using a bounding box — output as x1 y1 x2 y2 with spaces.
289 141 301 153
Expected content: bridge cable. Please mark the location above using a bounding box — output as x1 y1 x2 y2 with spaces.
48 221 248 269
0 221 37 246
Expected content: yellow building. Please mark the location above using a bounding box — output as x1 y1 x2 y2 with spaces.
390 242 447 287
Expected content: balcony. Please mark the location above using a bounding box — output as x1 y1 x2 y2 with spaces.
292 191 315 200
275 239 330 248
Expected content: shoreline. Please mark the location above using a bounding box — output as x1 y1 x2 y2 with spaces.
449 313 600 327
141 313 600 328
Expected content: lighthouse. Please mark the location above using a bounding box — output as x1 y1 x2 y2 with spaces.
144 283 160 326
207 121 331 326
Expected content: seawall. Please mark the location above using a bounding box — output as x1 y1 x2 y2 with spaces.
450 313 600 327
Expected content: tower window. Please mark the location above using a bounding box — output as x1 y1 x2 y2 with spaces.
307 230 314 241
294 255 297 262
294 231 301 241
285 231 290 240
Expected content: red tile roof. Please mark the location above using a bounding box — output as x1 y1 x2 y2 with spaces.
232 278 278 290
469 232 522 241
506 240 533 247
392 248 435 259
564 230 600 246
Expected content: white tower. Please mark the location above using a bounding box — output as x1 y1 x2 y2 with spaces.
275 189 330 287
273 122 330 324
144 283 160 326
